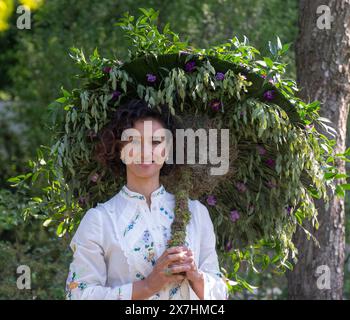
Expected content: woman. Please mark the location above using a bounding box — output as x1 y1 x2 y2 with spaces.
65 99 228 300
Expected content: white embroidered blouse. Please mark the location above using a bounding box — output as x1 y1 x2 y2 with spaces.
65 184 228 300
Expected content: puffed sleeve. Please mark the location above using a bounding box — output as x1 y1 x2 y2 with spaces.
188 201 229 300
65 208 133 300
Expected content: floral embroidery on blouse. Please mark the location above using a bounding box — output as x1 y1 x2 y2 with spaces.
153 186 165 197
123 211 141 237
121 187 145 200
134 230 156 266
116 287 123 300
120 185 165 200
161 225 170 239
151 293 161 300
160 207 174 220
136 271 146 280
66 271 87 300
121 185 165 201
169 283 182 299
135 272 161 300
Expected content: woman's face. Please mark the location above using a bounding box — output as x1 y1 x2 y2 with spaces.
121 117 170 179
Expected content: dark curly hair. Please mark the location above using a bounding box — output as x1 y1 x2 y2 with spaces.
94 99 178 178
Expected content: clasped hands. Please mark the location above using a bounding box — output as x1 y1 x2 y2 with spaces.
145 246 203 295
167 246 202 283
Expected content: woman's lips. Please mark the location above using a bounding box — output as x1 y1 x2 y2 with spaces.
136 161 155 167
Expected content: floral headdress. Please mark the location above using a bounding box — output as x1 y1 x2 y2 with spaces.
15 8 344 291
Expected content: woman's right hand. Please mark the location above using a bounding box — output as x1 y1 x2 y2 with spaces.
145 246 190 294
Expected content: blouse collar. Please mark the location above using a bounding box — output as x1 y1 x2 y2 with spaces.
119 184 166 203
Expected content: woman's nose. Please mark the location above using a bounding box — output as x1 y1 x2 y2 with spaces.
140 140 153 162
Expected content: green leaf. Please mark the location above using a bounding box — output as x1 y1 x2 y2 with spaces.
43 219 52 227
276 36 282 52
256 60 267 68
268 41 277 56
263 57 274 68
335 185 345 197
324 172 337 180
340 184 350 191
335 173 348 179
7 176 24 183
233 261 240 273
56 221 66 237
280 43 291 55
317 116 333 123
31 197 42 203
56 97 67 103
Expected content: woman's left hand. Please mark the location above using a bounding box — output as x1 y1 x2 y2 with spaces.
181 248 203 283
169 247 205 299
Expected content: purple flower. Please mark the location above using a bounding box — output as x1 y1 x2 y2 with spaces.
285 205 293 215
266 158 276 168
146 73 157 83
224 240 233 252
261 74 267 79
257 145 267 155
305 124 314 130
103 66 112 73
235 182 247 193
184 61 196 73
230 210 240 223
263 90 276 101
206 195 217 206
90 173 99 183
266 180 277 189
209 99 222 111
112 90 121 100
269 75 279 84
215 72 225 81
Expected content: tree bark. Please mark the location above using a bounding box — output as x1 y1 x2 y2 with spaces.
287 0 350 299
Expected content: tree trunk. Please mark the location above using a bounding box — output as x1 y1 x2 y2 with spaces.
287 0 350 299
